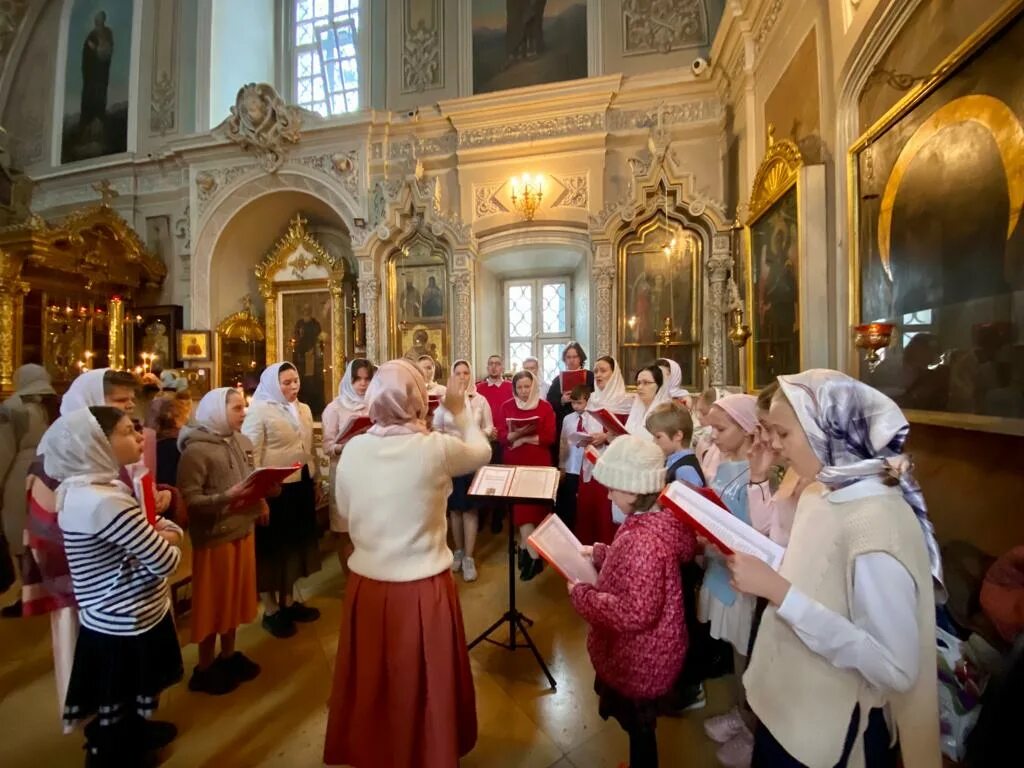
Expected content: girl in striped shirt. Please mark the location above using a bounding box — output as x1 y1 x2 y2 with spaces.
43 406 184 766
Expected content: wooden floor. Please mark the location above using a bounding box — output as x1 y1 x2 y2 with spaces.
0 525 733 767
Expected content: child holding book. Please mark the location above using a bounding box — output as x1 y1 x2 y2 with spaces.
45 406 183 765
729 370 941 767
177 387 268 696
568 435 697 768
498 370 556 581
555 384 592 532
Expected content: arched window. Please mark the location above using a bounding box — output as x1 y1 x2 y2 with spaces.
290 0 361 116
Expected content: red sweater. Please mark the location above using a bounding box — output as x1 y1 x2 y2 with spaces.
570 507 696 700
475 379 513 429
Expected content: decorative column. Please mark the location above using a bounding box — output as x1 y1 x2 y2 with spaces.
450 269 473 363
592 261 616 357
705 233 735 387
357 275 381 363
0 281 28 392
107 296 127 370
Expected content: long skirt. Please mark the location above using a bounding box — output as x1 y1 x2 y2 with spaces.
255 469 321 595
575 473 618 545
323 570 477 767
63 611 183 729
190 533 258 643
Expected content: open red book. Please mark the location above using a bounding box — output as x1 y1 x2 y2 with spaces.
506 416 539 433
589 408 628 436
338 415 372 442
527 513 598 585
229 464 303 510
560 369 588 393
659 481 785 569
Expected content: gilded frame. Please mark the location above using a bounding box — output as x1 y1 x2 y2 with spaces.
744 131 804 391
615 212 702 388
213 301 266 389
255 215 347 417
386 229 451 381
847 0 1024 436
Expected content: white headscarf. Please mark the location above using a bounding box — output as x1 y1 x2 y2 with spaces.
512 370 541 411
451 359 478 398
60 368 109 416
336 360 371 413
194 387 235 437
624 367 671 438
657 358 690 401
252 362 297 405
42 408 123 512
586 356 632 413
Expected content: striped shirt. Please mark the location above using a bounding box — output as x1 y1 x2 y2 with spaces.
59 483 182 636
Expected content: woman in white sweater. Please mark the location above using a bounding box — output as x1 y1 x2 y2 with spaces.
323 359 491 768
241 362 321 639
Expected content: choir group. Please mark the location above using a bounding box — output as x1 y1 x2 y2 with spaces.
0 343 943 768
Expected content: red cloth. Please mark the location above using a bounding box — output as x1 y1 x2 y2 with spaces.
21 457 74 616
497 399 556 527
324 570 477 767
570 508 696 701
575 473 618 546
475 379 513 426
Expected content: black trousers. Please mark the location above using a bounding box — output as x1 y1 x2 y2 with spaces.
554 472 579 530
628 724 658 768
753 706 897 768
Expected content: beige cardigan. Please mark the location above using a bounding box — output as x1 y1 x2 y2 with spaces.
240 400 317 483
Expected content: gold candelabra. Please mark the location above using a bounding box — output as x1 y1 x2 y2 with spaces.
510 174 543 221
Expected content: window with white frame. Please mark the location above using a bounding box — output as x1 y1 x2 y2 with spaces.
505 278 573 384
901 309 934 347
291 0 361 117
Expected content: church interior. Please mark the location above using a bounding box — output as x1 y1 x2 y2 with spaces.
0 0 1022 766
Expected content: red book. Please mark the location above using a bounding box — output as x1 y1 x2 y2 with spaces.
589 408 628 436
427 396 442 417
229 464 303 510
338 415 372 442
138 471 158 526
506 416 539 433
560 369 588 393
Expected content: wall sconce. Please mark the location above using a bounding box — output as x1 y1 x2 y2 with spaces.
853 322 894 372
510 174 543 221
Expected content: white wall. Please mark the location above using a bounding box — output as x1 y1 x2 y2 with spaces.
209 0 276 127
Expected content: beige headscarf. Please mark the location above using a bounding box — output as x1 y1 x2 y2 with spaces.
451 359 478 398
511 370 540 411
366 359 429 436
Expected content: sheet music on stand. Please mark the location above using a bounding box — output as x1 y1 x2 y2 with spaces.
468 465 559 503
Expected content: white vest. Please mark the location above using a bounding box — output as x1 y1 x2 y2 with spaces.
744 484 941 768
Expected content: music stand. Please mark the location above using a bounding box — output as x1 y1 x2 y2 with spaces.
467 468 558 690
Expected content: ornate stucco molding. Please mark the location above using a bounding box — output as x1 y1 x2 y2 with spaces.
458 112 606 148
622 0 709 55
212 83 316 173
450 269 473 362
402 0 443 94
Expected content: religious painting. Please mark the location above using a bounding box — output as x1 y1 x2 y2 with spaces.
764 29 823 164
279 289 334 421
851 4 1024 430
388 232 450 384
178 330 211 362
132 305 183 370
61 0 134 164
182 367 212 400
472 0 588 95
617 215 700 387
747 188 800 389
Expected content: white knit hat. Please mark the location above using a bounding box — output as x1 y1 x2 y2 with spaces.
593 435 666 494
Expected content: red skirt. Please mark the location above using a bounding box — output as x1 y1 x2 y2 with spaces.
575 474 618 545
323 570 477 767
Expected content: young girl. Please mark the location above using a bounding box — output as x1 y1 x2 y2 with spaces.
576 356 633 546
730 370 941 767
435 360 496 583
45 406 183 765
177 388 267 696
697 394 760 765
416 355 447 398
498 370 556 581
656 358 691 406
692 387 726 481
568 435 697 768
624 364 671 439
322 359 375 571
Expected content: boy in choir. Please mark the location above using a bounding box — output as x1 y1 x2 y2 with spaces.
647 402 704 487
568 436 697 768
555 384 591 530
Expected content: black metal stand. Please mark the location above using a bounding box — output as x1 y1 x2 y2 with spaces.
467 499 557 690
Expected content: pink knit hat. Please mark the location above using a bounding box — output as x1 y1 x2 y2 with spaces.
712 394 759 435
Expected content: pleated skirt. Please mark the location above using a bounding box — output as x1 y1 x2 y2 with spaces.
323 570 477 767
190 533 258 644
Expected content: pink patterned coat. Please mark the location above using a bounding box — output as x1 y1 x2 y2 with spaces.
570 506 696 701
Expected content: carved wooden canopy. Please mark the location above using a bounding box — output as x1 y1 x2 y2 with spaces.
746 126 804 223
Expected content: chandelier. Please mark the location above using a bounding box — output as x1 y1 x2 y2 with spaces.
510 174 543 221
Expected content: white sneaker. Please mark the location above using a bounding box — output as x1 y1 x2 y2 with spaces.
704 706 746 743
451 549 464 572
462 557 478 582
715 726 754 768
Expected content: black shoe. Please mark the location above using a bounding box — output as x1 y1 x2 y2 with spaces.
491 511 504 533
287 601 320 623
1 599 22 618
521 557 545 582
222 651 261 683
517 546 529 572
261 610 297 638
126 714 178 750
188 662 239 695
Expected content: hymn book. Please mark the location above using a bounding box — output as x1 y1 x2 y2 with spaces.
337 415 373 443
506 416 540 433
588 408 629 436
559 369 588 393
468 465 560 503
228 464 303 510
659 481 786 569
527 513 598 585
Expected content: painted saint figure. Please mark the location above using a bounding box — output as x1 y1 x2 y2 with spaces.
80 11 114 134
422 276 443 318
